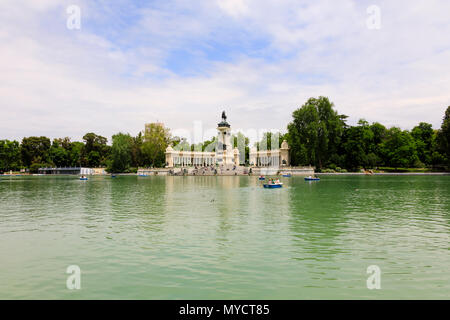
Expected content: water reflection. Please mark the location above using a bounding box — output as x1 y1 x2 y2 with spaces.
287 177 349 253
0 175 449 299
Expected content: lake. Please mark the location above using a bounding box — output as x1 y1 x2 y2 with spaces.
0 175 449 299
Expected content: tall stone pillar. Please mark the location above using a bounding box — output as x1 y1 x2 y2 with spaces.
233 148 240 166
216 111 233 165
165 146 174 167
280 140 290 166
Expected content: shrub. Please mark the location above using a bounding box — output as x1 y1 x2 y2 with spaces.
29 162 48 173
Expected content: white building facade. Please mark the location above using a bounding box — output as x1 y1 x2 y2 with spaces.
249 140 290 167
165 112 290 168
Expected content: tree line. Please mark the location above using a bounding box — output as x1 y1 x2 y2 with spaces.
1 97 449 173
0 124 172 173
287 97 450 171
0 133 110 174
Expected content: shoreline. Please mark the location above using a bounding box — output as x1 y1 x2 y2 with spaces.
2 172 450 177
316 172 450 176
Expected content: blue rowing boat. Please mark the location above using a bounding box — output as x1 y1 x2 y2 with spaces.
263 183 283 188
304 177 320 181
79 177 88 181
282 174 291 177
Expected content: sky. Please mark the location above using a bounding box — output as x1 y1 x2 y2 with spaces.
1 0 450 143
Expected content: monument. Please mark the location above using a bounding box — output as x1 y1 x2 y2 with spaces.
164 111 289 168
215 111 235 166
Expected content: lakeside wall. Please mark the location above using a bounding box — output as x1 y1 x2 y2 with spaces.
316 172 450 176
137 166 315 176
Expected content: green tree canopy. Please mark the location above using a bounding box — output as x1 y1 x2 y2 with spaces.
380 127 419 168
287 97 346 168
21 136 51 167
141 123 171 168
232 132 250 165
109 133 133 173
437 106 450 165
342 124 368 170
0 140 21 172
131 132 144 167
173 137 190 151
411 122 434 165
82 133 110 167
202 136 217 152
340 119 381 170
49 139 69 167
68 141 84 167
255 132 285 151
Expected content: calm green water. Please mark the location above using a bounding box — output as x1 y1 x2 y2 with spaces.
0 175 449 299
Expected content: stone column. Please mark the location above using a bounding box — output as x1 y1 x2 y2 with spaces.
280 140 290 166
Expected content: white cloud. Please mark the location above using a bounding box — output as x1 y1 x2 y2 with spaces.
0 0 449 143
217 0 249 18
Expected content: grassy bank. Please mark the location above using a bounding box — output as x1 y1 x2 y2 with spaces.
375 167 441 173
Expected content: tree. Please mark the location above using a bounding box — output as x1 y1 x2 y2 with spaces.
173 137 190 151
232 132 250 165
55 137 72 150
21 136 51 167
342 125 368 170
411 122 434 165
82 133 110 167
170 136 182 148
141 123 171 167
380 127 418 168
202 137 216 152
256 132 284 151
131 132 144 167
68 142 84 167
49 139 69 167
369 122 387 157
437 106 450 166
287 97 346 168
109 133 133 173
341 119 383 170
0 140 21 172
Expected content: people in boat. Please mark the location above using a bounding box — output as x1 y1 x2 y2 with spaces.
269 178 281 185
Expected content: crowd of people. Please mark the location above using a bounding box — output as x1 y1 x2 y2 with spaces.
267 178 281 184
